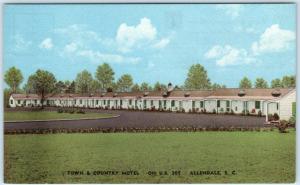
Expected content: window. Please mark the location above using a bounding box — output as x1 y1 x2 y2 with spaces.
151 100 154 106
17 100 21 104
80 99 82 104
10 100 13 104
35 100 37 104
276 103 279 110
163 100 167 109
200 101 204 108
143 100 147 108
107 100 110 106
255 101 260 109
120 100 123 106
129 99 132 105
171 100 175 107
235 106 238 111
192 101 195 108
159 100 162 108
226 101 230 107
217 100 220 108
96 100 99 104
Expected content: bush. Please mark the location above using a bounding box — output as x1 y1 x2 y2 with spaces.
77 109 85 114
69 109 75 114
289 116 296 126
273 113 280 121
212 109 216 114
257 110 262 117
278 120 289 133
57 108 64 113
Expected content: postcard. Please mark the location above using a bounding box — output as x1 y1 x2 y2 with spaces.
3 3 296 183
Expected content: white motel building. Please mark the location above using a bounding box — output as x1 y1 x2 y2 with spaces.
9 85 296 122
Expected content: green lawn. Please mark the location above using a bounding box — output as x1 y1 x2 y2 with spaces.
4 111 116 122
4 131 295 183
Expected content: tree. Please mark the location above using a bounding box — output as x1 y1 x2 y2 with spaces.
239 77 252 88
271 78 282 88
255 78 268 88
95 63 115 92
75 70 93 94
153 82 167 91
23 75 36 94
140 82 152 91
211 83 226 90
117 74 133 92
29 69 57 107
91 80 101 93
132 84 140 92
4 67 23 93
55 81 66 93
184 64 211 89
281 75 295 88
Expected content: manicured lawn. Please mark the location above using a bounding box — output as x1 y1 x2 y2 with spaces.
4 111 116 122
4 131 295 183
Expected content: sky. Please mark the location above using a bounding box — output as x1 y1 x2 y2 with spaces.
3 4 296 88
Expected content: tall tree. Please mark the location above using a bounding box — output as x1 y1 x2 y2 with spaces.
29 69 57 107
153 82 167 91
271 78 282 88
132 84 140 92
23 75 36 94
91 80 101 93
75 70 93 94
55 81 66 93
239 77 252 88
117 74 133 92
96 63 115 92
184 64 211 89
255 78 268 88
211 83 226 90
4 67 23 93
281 75 295 88
66 81 76 93
140 82 152 91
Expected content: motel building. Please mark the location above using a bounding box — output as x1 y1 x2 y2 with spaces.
8 84 296 123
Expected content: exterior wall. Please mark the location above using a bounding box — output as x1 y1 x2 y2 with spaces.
279 90 296 120
9 96 16 107
204 100 217 112
231 100 243 114
267 102 279 115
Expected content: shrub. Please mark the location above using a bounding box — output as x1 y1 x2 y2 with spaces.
278 120 289 133
77 109 85 114
212 109 216 114
289 116 296 126
257 110 262 117
273 113 280 121
57 108 64 113
69 109 75 114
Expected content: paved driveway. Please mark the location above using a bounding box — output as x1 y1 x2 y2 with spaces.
4 110 266 132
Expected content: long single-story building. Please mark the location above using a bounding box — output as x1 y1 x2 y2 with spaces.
8 84 296 122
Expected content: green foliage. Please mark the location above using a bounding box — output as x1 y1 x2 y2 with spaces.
184 64 211 89
131 83 140 92
55 81 66 94
140 82 152 91
211 83 226 90
95 63 115 92
4 67 23 93
239 77 252 88
281 75 295 88
75 70 93 94
28 70 57 106
271 78 282 88
5 132 295 183
292 102 296 117
255 78 268 88
65 81 76 93
117 74 133 92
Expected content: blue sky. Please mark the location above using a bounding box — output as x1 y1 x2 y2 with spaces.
4 4 296 88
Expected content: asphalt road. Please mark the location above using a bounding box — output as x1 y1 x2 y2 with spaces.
4 110 266 131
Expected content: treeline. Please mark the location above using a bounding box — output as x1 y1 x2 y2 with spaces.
4 63 296 97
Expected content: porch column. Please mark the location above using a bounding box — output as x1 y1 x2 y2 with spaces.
265 103 269 122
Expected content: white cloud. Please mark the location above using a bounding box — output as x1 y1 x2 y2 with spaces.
116 17 158 52
76 50 140 64
152 38 170 49
64 42 78 53
13 34 32 51
216 4 242 18
205 45 256 67
251 24 295 55
39 38 53 50
147 61 155 69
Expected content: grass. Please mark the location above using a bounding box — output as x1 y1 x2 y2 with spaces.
4 111 116 122
4 131 295 183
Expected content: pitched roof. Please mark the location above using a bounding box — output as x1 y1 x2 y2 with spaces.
11 88 295 100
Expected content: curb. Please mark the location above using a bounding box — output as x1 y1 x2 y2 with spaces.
4 114 120 123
